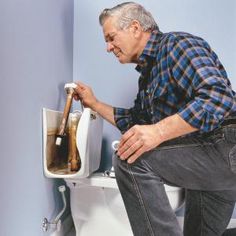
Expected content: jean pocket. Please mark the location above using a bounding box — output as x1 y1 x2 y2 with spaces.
224 127 236 143
229 145 236 173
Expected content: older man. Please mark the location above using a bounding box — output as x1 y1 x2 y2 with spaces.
74 2 236 236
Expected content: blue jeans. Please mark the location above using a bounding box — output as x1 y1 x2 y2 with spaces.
114 125 236 236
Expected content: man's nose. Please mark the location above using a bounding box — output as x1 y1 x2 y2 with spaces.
106 42 114 52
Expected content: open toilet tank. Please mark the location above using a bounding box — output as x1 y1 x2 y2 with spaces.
43 108 185 236
43 107 103 178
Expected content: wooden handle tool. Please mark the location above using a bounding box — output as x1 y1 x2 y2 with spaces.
55 83 77 146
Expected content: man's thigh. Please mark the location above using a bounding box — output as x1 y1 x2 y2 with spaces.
184 189 235 236
141 127 236 192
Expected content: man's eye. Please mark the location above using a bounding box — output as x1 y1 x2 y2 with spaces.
105 34 116 43
110 34 116 41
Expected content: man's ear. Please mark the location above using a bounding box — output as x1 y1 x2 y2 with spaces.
129 20 142 38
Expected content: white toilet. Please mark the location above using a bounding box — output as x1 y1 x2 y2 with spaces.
43 108 185 236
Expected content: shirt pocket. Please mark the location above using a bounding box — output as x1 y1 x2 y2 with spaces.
224 126 236 144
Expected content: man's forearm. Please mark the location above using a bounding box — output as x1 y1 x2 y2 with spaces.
155 113 198 143
117 113 198 164
92 101 116 126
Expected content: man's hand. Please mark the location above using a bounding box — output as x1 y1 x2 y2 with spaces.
73 81 116 126
117 114 198 164
73 81 98 109
117 124 163 164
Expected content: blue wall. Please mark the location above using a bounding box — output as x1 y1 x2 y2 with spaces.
0 0 74 235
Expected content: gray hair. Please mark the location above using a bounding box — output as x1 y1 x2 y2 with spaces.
99 2 159 32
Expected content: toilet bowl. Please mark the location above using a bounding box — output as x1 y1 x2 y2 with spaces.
43 107 185 236
65 174 184 236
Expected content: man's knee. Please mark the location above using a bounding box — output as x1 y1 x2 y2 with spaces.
113 154 129 179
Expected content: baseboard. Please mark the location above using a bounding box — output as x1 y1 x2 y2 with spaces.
50 214 74 236
177 217 236 229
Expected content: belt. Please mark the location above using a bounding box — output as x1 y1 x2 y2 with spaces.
221 117 236 127
193 116 236 139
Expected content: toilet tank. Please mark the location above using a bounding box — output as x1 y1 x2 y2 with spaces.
42 108 103 178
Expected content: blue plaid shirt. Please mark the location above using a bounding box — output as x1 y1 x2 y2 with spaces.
114 31 236 133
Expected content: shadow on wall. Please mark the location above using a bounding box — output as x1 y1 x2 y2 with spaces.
98 137 113 172
56 82 68 111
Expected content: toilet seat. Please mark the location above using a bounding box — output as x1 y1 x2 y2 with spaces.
66 172 183 193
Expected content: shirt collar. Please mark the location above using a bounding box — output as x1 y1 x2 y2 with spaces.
135 30 163 73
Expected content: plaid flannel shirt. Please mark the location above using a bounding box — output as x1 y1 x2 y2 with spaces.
114 31 236 134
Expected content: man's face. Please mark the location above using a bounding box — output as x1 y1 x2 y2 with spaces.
102 17 139 64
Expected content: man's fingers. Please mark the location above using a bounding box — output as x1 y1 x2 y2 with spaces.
118 129 135 153
73 94 80 101
120 129 134 145
118 134 137 156
127 146 145 164
76 81 89 91
76 81 86 87
73 83 86 100
119 139 143 160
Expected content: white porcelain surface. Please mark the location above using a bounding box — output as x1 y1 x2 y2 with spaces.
66 174 185 236
42 108 103 178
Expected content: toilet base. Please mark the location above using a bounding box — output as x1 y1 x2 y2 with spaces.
65 173 184 236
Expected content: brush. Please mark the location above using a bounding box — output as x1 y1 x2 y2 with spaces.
55 83 77 146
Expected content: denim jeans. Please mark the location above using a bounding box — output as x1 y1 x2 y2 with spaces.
114 124 236 236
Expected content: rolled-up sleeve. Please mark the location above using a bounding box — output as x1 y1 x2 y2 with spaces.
113 107 133 133
113 92 149 133
169 35 235 132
